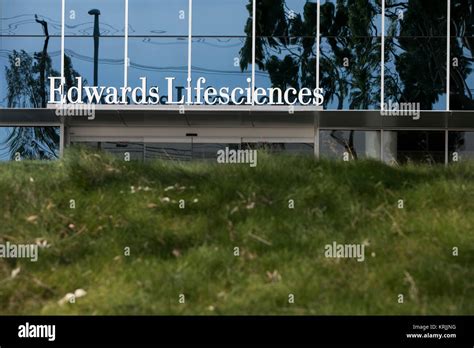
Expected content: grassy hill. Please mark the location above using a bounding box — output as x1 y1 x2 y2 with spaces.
0 148 473 315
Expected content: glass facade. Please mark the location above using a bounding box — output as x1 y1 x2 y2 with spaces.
72 141 314 161
1 1 473 163
1 0 465 110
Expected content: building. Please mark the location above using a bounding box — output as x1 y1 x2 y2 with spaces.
1 0 473 164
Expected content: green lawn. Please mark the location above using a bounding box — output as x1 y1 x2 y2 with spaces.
0 148 473 315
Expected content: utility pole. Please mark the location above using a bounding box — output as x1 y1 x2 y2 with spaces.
88 9 101 87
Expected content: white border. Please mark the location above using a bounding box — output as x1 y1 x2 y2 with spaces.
251 0 256 105
124 0 129 88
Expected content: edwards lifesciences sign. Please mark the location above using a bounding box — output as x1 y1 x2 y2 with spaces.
48 76 324 108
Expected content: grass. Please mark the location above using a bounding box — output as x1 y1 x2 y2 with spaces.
0 147 473 315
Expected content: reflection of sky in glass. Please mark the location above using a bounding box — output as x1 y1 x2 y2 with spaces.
65 0 125 36
192 38 250 90
129 0 188 36
1 0 62 36
128 37 187 92
64 37 124 89
193 0 248 36
0 0 462 111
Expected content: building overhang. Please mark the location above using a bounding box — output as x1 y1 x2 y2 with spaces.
1 108 473 129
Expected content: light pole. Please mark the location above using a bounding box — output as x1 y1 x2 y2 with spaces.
88 9 101 87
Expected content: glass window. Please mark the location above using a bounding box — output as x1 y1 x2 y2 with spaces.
62 1 127 97
384 0 447 110
256 0 317 37
192 37 251 97
145 143 191 161
256 37 317 94
320 130 381 160
63 37 125 95
383 130 445 164
0 37 61 108
242 142 314 155
193 143 240 160
1 0 62 36
320 37 381 110
252 0 317 106
321 0 381 37
384 37 447 110
450 37 474 110
448 131 474 162
128 0 188 36
65 0 126 36
451 0 474 37
193 0 249 36
128 37 188 104
320 0 381 110
0 126 59 160
101 142 144 160
385 0 447 37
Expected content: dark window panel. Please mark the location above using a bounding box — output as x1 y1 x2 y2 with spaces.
385 0 447 38
451 0 474 37
321 0 381 37
450 37 474 110
391 131 445 164
384 37 447 110
256 0 317 38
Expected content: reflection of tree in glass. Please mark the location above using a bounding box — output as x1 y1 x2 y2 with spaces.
240 0 317 92
4 15 83 159
385 0 447 110
450 0 474 109
240 0 380 158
